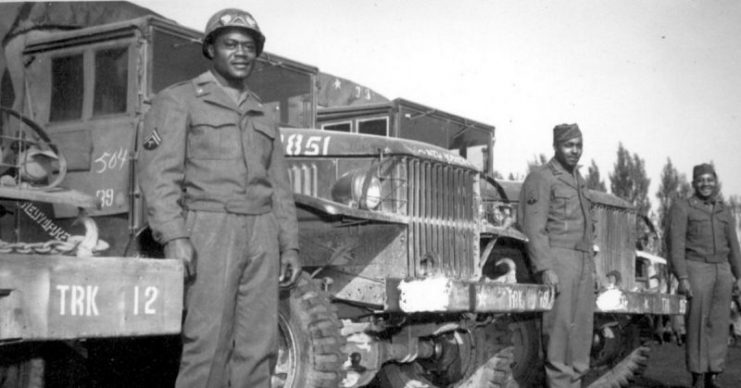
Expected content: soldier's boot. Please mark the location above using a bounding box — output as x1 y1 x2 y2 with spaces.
692 373 705 388
704 372 721 388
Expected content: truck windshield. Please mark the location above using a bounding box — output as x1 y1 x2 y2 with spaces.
50 54 84 122
248 60 314 128
152 29 209 94
94 47 129 116
151 30 314 128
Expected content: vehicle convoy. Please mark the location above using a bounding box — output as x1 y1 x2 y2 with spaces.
0 12 685 388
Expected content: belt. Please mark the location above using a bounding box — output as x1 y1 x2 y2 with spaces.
686 255 726 264
184 197 272 215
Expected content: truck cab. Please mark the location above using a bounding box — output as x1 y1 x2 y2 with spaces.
14 16 317 253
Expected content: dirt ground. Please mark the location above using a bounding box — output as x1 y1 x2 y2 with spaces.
631 341 741 387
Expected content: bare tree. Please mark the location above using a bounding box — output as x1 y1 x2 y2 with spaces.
655 158 689 256
527 153 548 174
585 159 607 192
609 143 651 215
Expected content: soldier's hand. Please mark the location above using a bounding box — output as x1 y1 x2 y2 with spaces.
677 278 693 299
540 269 559 294
165 238 196 282
733 279 741 305
279 250 302 287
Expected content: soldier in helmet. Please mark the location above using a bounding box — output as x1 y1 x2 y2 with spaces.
138 8 301 388
518 124 594 388
668 163 741 388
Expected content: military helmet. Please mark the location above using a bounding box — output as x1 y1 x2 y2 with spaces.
202 8 265 58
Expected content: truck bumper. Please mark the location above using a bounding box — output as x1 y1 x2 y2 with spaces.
385 277 554 313
595 288 687 315
0 254 183 341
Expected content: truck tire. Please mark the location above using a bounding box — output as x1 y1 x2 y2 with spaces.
0 357 43 388
0 342 87 388
273 273 345 388
508 317 544 388
0 343 44 388
377 318 515 388
585 346 650 388
584 318 651 388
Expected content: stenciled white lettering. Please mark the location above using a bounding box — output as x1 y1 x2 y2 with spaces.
57 285 69 315
133 286 160 315
86 285 99 316
18 202 72 241
72 286 85 316
56 284 100 317
509 289 525 309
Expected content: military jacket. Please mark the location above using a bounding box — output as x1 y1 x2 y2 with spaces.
138 71 298 253
517 158 593 273
668 195 741 279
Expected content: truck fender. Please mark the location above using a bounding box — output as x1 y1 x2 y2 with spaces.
293 193 407 224
480 238 536 284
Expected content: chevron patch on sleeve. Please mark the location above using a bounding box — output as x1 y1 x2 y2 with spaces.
143 128 162 150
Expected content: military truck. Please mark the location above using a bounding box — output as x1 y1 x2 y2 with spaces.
1 13 684 388
315 101 687 387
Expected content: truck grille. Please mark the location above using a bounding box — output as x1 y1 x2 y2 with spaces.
288 163 318 197
403 158 477 278
288 156 479 280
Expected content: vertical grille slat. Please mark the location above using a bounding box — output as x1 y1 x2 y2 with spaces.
422 161 429 265
288 163 317 197
409 160 422 274
405 158 476 279
448 167 456 274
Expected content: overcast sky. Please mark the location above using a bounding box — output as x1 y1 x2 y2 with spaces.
137 0 741 204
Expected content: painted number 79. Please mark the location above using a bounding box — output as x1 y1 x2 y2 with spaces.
96 188 115 208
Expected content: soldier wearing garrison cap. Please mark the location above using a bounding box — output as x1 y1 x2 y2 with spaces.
668 163 741 388
518 123 595 388
138 8 300 387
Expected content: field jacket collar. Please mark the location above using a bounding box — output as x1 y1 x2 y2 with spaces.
547 157 582 190
688 194 725 214
191 71 265 115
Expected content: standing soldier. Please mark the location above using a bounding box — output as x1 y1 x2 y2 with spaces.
668 163 741 388
518 123 594 388
138 8 301 388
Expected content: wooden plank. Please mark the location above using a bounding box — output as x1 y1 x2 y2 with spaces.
0 254 182 341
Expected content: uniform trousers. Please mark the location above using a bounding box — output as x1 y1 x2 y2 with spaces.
175 211 279 388
685 260 733 373
542 248 595 388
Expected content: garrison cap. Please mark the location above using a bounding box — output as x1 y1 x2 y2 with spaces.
553 123 582 144
692 163 716 180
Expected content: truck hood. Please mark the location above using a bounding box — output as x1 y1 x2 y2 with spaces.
281 127 477 170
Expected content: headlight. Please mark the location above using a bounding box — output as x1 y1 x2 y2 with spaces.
362 176 382 209
332 169 382 210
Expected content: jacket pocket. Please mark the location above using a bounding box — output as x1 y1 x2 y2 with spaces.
687 211 710 238
552 187 576 220
248 120 275 168
188 119 241 160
